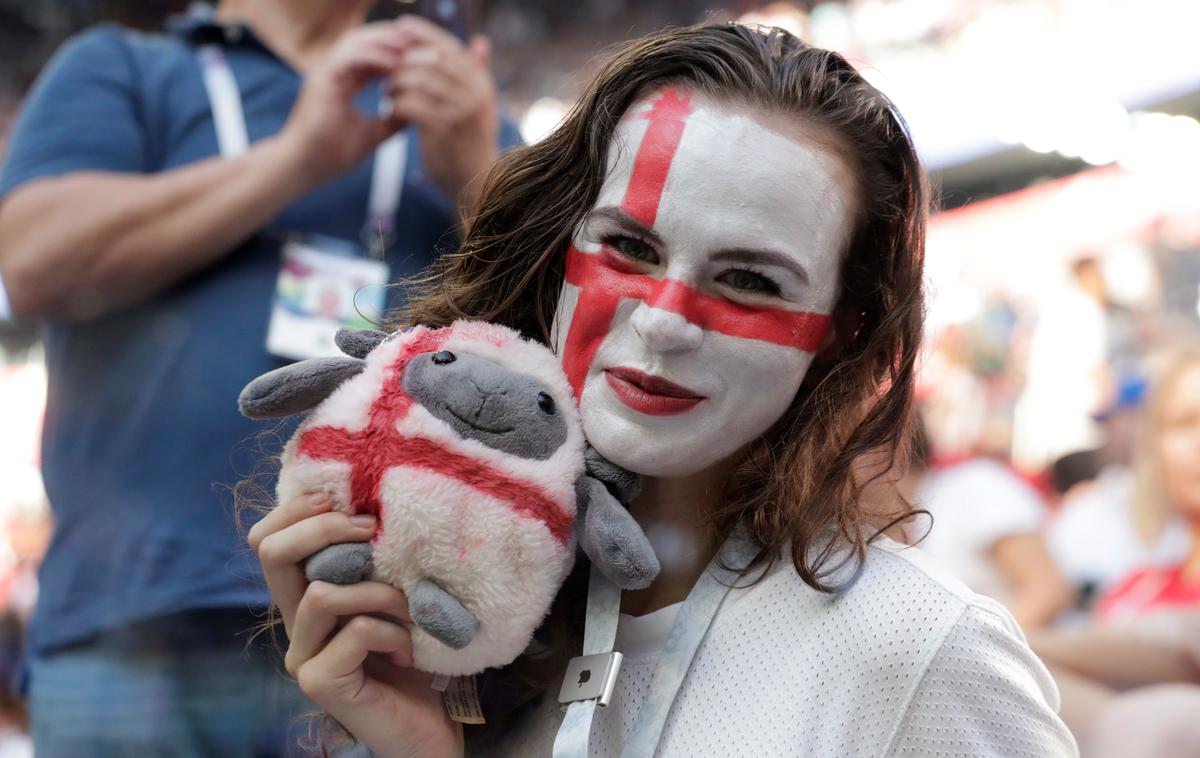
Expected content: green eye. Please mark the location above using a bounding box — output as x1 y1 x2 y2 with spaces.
608 236 658 264
718 269 781 295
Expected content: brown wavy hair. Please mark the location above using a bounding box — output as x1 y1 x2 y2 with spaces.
396 21 928 593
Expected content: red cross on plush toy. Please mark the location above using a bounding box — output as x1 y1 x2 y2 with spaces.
238 321 659 676
295 328 572 543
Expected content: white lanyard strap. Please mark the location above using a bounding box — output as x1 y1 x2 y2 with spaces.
553 532 757 758
198 45 249 158
196 42 406 257
364 125 408 259
552 564 622 758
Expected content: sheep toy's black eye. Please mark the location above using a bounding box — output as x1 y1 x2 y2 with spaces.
431 351 456 365
537 392 556 415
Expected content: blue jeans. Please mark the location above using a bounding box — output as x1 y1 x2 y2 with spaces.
28 609 316 758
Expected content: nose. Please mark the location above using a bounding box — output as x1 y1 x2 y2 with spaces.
630 303 703 353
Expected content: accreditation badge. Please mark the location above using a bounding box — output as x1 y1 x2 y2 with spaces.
265 237 390 361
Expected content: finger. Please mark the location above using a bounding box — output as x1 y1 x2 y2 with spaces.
247 492 333 553
340 21 413 56
296 616 414 702
287 581 412 675
398 43 480 92
328 45 406 91
389 69 457 107
469 35 491 67
257 510 377 572
388 89 455 131
256 511 378 628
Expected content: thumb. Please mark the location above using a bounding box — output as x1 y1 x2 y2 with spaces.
468 35 491 67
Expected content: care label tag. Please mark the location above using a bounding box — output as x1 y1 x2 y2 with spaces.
442 675 486 725
265 238 389 361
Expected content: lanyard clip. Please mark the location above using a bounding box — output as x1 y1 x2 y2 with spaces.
558 651 623 709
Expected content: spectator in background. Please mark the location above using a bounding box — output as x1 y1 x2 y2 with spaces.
1030 344 1200 757
902 420 1072 628
1095 347 1200 620
1014 255 1112 469
0 0 518 754
1047 376 1190 615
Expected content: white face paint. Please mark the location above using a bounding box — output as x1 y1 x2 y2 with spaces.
553 90 857 478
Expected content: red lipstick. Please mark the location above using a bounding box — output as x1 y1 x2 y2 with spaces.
604 367 705 416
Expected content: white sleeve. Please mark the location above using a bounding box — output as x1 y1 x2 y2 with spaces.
884 600 1078 757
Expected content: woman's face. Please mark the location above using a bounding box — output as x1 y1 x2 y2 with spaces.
552 89 857 478
1159 361 1200 519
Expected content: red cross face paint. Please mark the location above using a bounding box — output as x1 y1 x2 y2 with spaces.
552 89 857 478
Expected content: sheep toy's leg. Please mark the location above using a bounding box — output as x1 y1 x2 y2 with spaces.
576 475 661 591
304 543 373 585
409 580 479 650
584 446 642 504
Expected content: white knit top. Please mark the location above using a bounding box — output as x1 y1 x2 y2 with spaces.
479 539 1078 757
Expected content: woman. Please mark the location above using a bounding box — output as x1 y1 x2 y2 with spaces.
1030 346 1200 756
1095 347 1200 621
248 23 1075 756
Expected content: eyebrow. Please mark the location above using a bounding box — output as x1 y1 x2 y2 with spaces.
587 205 810 284
587 206 663 245
711 248 810 285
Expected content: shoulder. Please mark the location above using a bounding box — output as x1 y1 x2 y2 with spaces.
717 537 1010 681
47 23 181 67
14 22 192 107
44 23 193 85
715 539 1075 756
729 535 985 625
881 595 1077 756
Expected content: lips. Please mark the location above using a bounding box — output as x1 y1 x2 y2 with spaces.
604 366 705 416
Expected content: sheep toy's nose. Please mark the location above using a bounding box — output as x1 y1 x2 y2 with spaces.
474 390 515 426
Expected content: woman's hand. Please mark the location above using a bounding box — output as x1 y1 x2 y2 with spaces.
248 494 464 758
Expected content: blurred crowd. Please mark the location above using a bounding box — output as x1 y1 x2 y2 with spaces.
1 1 1199 757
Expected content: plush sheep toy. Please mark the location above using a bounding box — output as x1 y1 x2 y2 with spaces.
238 321 659 675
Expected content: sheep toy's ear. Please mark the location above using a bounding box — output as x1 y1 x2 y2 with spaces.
238 357 366 419
334 327 389 359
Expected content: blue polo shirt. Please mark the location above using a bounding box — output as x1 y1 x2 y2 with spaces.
0 18 521 655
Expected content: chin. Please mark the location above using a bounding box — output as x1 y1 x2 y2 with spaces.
581 410 734 479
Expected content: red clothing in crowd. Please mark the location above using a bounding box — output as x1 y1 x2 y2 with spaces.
1097 563 1200 621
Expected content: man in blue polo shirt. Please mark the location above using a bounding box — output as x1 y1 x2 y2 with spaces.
0 0 520 753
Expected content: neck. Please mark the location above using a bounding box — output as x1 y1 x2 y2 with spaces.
619 460 737 616
216 0 373 68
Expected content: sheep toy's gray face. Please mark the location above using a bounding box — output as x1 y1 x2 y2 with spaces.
403 350 569 460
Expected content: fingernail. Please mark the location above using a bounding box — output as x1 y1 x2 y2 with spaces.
389 650 413 668
350 514 376 528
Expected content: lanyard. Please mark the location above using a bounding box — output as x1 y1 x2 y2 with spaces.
196 44 408 258
553 531 758 758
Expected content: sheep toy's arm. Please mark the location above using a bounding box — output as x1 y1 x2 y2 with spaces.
236 328 385 419
575 448 660 590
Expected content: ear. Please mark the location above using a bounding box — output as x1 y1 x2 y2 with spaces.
238 357 366 419
334 327 389 359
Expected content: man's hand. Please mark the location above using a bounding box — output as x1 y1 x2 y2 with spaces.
386 16 501 215
279 22 411 185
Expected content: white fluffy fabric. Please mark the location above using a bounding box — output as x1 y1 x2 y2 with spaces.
276 321 585 674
